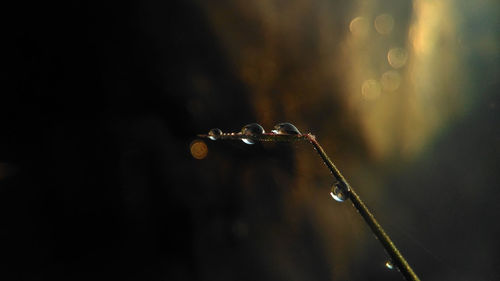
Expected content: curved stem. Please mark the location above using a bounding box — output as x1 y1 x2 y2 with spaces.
199 131 421 280
307 134 420 281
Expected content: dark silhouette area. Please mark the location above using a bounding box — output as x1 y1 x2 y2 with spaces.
2 1 318 280
1 1 235 280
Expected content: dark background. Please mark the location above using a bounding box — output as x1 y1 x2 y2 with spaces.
1 1 499 281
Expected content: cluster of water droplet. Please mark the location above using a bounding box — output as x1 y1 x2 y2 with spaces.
207 122 302 144
207 122 400 274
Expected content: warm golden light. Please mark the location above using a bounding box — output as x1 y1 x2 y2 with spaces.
374 14 394 35
387 47 408 69
380 70 401 92
190 140 208 160
410 1 443 55
361 79 381 100
349 17 369 38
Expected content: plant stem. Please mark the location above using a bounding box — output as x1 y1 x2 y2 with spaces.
307 134 420 281
199 131 421 281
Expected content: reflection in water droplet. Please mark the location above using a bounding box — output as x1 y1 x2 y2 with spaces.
272 123 301 135
385 260 394 270
208 128 223 140
241 123 265 145
362 79 382 100
381 70 402 92
375 14 395 35
349 17 369 37
242 139 255 145
388 48 408 69
330 183 348 202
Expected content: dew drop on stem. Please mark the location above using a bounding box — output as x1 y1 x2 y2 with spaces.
330 182 348 202
241 123 265 145
208 128 223 140
272 122 301 135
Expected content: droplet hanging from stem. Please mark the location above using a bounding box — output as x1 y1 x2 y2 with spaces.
330 182 348 202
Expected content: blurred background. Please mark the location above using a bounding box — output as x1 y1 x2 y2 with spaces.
1 0 499 280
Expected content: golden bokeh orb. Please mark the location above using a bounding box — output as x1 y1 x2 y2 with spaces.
349 17 370 37
387 47 408 69
375 14 395 35
381 70 402 92
362 79 382 100
190 140 208 160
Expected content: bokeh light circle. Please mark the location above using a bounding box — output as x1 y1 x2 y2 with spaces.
362 79 382 100
375 14 395 35
349 17 370 37
387 47 408 69
381 70 402 92
190 140 208 160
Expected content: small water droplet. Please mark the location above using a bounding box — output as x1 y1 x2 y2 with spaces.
272 122 301 135
241 123 265 145
330 182 348 202
385 260 394 270
208 128 223 140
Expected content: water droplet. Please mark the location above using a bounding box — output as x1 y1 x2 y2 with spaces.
272 122 301 135
208 128 223 140
330 182 348 202
385 260 394 270
241 123 265 145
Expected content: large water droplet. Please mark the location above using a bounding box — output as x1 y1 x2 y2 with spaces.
330 182 348 202
385 260 394 270
241 123 265 145
272 122 301 135
208 128 223 140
